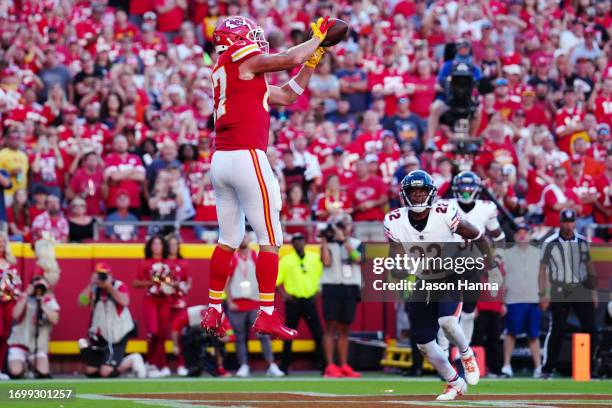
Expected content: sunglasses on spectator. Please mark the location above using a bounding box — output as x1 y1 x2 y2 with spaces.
554 173 566 178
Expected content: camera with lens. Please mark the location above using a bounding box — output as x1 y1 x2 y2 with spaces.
441 61 482 155
32 277 48 298
318 221 345 242
96 271 108 282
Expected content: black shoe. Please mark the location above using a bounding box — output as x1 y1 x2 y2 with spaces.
539 371 553 380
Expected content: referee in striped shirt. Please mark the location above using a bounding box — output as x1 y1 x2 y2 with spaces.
538 209 598 379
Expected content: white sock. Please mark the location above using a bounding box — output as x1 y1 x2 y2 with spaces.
417 340 458 382
460 311 476 344
209 303 222 313
439 315 470 354
260 306 274 315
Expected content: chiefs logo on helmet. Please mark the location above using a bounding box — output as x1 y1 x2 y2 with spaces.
213 16 269 54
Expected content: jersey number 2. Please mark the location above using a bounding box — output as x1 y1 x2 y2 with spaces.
212 67 227 120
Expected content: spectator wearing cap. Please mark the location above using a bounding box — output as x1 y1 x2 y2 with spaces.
347 160 388 241
498 224 543 378
539 208 598 379
493 78 521 120
31 194 69 243
555 87 587 154
104 134 146 217
382 96 425 153
540 166 580 228
335 51 369 114
528 56 559 93
309 55 340 115
593 150 612 241
0 128 28 206
276 233 324 374
589 124 611 162
105 189 140 241
565 154 598 235
521 86 551 128
320 147 356 189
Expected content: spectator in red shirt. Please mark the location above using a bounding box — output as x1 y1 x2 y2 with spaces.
30 130 64 199
315 174 352 221
521 86 551 128
104 135 146 217
281 184 310 240
406 59 437 120
154 0 187 42
540 166 580 228
7 189 31 242
555 87 587 154
66 151 105 217
31 194 69 243
566 155 598 234
347 160 388 241
594 150 612 241
493 78 521 120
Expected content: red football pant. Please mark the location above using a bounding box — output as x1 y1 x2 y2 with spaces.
143 296 171 369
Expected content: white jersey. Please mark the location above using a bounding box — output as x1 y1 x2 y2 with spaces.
452 199 499 239
384 199 463 243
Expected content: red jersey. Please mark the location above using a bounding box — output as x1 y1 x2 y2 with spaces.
281 203 310 235
212 41 269 152
566 174 597 217
594 95 612 125
315 191 352 220
139 259 175 297
193 187 217 222
594 173 612 224
348 176 388 221
542 186 580 227
378 150 401 184
555 105 586 153
103 153 145 208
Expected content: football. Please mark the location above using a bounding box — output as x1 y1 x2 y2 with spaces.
311 18 349 47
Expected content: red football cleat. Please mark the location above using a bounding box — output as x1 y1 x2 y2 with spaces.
340 364 361 378
200 307 226 337
252 310 298 340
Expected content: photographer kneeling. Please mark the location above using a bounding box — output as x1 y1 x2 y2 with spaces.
320 214 363 378
7 276 59 379
78 262 145 378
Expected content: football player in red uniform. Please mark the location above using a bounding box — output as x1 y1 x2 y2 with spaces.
201 16 334 340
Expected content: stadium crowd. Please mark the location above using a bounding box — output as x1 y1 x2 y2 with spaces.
0 0 609 244
0 0 611 381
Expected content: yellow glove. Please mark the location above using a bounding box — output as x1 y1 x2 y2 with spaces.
305 47 326 69
310 16 335 42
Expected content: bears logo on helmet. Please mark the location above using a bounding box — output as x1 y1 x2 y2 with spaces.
452 171 481 204
400 170 437 213
213 16 268 54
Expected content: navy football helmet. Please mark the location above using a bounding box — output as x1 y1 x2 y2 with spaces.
400 170 437 213
452 171 481 204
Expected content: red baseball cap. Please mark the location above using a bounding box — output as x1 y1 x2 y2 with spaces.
95 262 112 273
63 105 79 115
570 154 583 164
116 188 130 197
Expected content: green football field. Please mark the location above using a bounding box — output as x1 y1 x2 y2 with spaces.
0 375 611 408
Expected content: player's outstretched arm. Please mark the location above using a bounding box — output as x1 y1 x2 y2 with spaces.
268 48 326 106
239 17 334 78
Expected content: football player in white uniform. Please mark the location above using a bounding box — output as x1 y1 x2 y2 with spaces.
384 170 500 401
437 171 506 353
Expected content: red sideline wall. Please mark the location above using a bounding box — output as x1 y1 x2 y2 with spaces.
11 243 396 346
